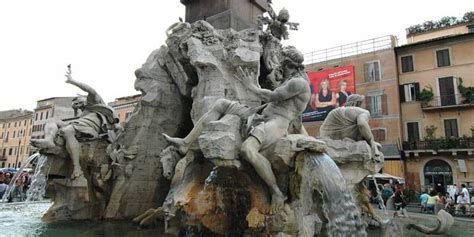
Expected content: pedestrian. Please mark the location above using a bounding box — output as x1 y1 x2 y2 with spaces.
393 183 408 217
426 190 438 214
0 181 7 198
419 191 429 213
382 183 393 205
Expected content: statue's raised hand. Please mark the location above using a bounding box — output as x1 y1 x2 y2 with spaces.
65 64 73 84
234 66 257 87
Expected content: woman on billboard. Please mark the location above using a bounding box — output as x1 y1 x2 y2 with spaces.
311 78 336 113
336 79 352 107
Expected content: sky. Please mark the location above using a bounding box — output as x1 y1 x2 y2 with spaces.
0 0 472 111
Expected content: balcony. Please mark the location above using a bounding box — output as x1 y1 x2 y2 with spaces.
421 94 474 111
402 137 474 156
0 155 6 161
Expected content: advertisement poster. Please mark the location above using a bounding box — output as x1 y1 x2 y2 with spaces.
302 66 356 122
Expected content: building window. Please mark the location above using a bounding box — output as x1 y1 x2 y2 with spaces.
444 119 458 138
40 112 43 120
406 122 420 141
46 111 49 119
14 121 17 127
400 83 419 102
125 112 133 120
2 149 5 156
372 128 386 142
366 90 388 117
12 131 15 138
35 113 38 121
436 49 451 67
364 61 381 82
8 148 12 156
401 55 414 73
438 77 456 106
24 120 26 126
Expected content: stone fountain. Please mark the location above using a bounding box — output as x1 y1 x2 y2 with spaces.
29 1 454 236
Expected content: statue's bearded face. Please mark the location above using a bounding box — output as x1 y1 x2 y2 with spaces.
72 96 87 110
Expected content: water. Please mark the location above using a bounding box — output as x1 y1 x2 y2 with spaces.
372 176 389 219
26 154 50 201
1 153 41 202
304 152 367 236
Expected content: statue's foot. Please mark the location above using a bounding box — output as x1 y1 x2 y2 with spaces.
271 193 287 214
71 169 84 180
162 133 189 155
30 138 55 149
132 207 165 227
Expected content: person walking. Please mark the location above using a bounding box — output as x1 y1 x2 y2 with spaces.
419 191 429 213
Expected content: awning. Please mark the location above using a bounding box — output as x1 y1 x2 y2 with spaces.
367 173 405 183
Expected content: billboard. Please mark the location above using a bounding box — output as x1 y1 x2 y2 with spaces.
302 66 356 122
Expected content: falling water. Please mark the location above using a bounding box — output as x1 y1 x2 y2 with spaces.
1 153 50 203
372 176 389 219
1 153 41 202
303 151 367 237
26 154 50 201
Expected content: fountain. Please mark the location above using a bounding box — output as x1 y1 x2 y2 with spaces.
9 1 461 236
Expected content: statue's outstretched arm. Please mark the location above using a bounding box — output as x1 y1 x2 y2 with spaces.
234 67 303 102
65 70 99 97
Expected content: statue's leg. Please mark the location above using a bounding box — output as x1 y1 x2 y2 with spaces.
163 98 232 154
241 136 285 213
61 125 84 179
30 118 67 148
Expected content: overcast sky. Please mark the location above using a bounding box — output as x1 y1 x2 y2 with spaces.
0 0 472 111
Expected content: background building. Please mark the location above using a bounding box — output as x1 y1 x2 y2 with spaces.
0 109 33 168
31 97 76 139
396 21 474 193
108 94 141 126
303 35 404 178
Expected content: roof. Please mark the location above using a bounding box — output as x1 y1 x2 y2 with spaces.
0 109 33 121
381 144 401 159
396 32 474 51
37 96 76 103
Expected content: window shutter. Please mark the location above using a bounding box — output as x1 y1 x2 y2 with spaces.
399 85 406 102
364 63 370 82
414 83 420 101
365 95 371 111
381 94 388 115
374 61 381 81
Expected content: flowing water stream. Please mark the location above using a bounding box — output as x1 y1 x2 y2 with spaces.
1 153 50 203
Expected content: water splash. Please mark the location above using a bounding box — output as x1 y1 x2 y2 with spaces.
304 151 367 237
372 176 389 219
1 153 50 203
26 154 50 201
1 153 40 202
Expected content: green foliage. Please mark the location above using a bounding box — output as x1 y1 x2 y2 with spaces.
407 11 473 34
418 85 434 104
463 11 474 22
424 125 437 140
457 77 474 103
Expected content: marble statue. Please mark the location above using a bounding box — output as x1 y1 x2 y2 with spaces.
36 1 454 236
320 94 382 160
164 46 310 212
31 66 120 180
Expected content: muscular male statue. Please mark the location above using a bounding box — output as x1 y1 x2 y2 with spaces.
31 66 119 180
319 94 381 159
164 47 311 212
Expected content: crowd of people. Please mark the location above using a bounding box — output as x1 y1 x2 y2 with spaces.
419 184 474 216
0 169 33 202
